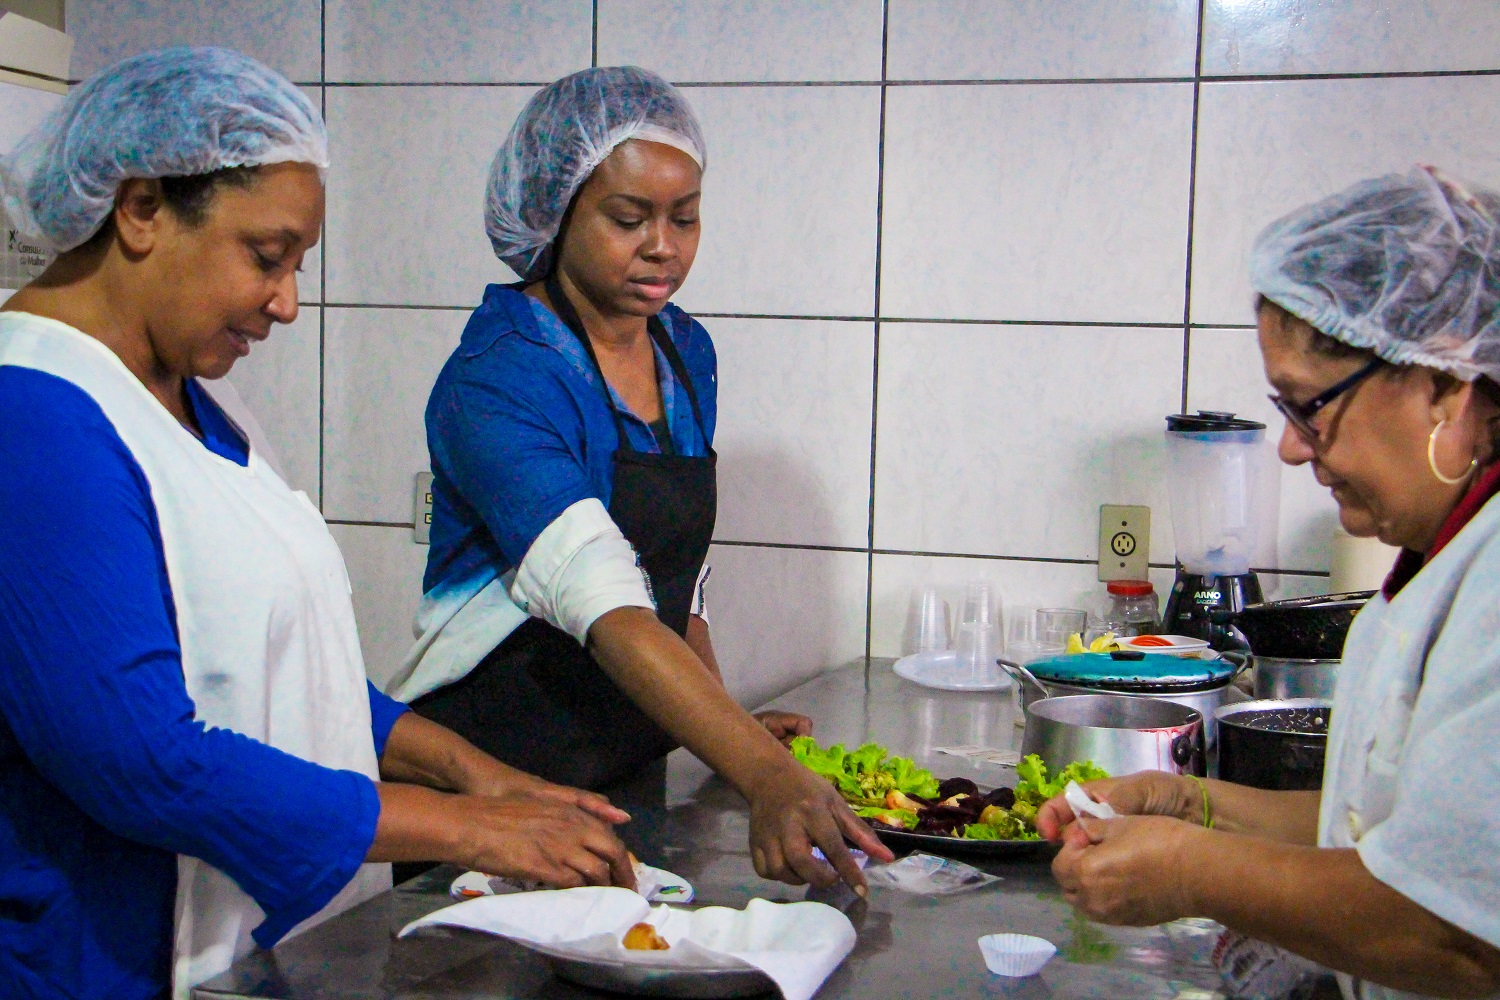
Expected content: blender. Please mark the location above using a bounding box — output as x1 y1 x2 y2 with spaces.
1162 411 1274 647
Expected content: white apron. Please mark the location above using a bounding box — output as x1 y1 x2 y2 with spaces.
0 312 390 999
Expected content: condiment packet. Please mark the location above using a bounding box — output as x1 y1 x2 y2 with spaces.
811 847 870 869
935 745 1022 767
1063 780 1117 820
863 852 1000 896
1213 930 1322 999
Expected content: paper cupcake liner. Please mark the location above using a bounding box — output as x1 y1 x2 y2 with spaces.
978 933 1056 977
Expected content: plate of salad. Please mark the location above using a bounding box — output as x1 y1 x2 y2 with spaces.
790 736 1107 857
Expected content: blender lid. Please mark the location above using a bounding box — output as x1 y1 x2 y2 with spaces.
1165 410 1266 433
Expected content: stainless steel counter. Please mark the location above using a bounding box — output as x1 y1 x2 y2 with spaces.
194 659 1231 1000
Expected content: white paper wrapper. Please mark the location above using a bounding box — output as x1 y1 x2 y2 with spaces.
978 933 1056 977
1064 780 1118 820
400 886 856 1000
450 860 694 903
863 853 1000 896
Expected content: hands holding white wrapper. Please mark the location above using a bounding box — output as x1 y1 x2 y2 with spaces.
1063 780 1118 820
400 887 855 1000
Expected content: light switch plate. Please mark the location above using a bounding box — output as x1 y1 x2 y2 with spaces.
1098 504 1150 581
413 472 433 545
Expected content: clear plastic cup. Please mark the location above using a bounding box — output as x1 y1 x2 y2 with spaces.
915 586 950 653
1036 607 1087 650
955 582 999 681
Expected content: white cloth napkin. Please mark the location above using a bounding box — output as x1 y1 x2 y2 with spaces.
399 886 856 1000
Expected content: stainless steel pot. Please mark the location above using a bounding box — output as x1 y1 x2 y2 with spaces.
1003 652 1247 747
1021 694 1206 777
1252 656 1339 700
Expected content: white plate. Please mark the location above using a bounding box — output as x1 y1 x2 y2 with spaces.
894 650 1014 692
451 861 694 904
1114 634 1212 655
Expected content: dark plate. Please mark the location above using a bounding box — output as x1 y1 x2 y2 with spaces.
870 825 1058 858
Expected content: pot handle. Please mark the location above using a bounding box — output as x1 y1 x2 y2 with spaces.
997 658 1051 700
1221 649 1252 681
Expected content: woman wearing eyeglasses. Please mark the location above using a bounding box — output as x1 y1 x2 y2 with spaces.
1035 167 1500 1000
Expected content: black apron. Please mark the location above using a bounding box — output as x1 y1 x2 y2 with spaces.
412 277 717 790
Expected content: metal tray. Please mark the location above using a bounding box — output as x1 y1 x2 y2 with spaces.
531 945 776 998
871 825 1058 858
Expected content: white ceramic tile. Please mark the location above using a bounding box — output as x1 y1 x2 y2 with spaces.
704 543 868 709
874 324 1183 562
325 0 590 83
1202 0 1500 77
870 552 1176 657
328 523 429 690
880 83 1193 323
325 87 532 307
297 85 324 303
888 0 1198 81
1191 76 1500 326
1257 571 1330 603
0 80 60 152
597 0 883 82
223 306 321 502
66 0 321 82
322 307 466 523
711 318 873 548
1186 327 1340 573
670 86 881 318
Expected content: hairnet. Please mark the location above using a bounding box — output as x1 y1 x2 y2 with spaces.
1 46 328 252
485 65 706 281
1250 165 1500 382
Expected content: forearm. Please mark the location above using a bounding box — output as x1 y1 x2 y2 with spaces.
1202 781 1321 844
684 613 723 684
367 783 462 863
378 711 529 793
587 606 791 796
1182 831 1500 996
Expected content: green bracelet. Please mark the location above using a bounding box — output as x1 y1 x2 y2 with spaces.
1188 775 1214 829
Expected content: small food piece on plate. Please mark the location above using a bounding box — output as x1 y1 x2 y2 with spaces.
1127 634 1172 647
622 923 670 951
885 789 924 811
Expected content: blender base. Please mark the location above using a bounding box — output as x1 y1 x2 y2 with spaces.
1163 571 1264 649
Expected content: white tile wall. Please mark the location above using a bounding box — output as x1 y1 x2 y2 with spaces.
67 0 321 81
671 85 882 318
329 523 429 689
880 82 1195 323
1191 75 1500 326
224 307 321 501
597 0 883 83
325 0 591 83
324 86 533 307
711 318 873 548
874 323 1182 562
705 543 868 708
62 3 1500 706
887 0 1199 81
1201 0 1500 77
322 306 466 523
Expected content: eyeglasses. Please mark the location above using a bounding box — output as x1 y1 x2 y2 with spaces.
1267 357 1384 443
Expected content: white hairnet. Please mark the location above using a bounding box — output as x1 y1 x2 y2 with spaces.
1250 165 1500 381
485 66 706 282
1 46 328 252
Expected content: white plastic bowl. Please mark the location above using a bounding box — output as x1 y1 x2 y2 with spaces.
978 933 1057 977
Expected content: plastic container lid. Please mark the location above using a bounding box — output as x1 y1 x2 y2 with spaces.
1027 651 1236 690
1106 579 1154 596
1165 410 1265 433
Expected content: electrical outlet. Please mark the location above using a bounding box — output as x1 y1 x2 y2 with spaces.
413 472 433 545
1098 504 1150 581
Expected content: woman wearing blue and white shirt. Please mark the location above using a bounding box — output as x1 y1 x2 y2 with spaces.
391 67 888 894
0 49 632 1000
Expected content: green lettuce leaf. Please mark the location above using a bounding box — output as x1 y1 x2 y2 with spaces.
855 806 918 829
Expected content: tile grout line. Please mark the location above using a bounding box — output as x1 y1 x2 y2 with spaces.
591 0 598 67
318 0 328 511
1179 0 1207 415
864 0 891 673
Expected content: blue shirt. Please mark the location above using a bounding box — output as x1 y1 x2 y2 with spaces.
0 367 407 1000
423 284 717 596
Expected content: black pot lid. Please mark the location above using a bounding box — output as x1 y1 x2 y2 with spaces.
1165 410 1266 433
1027 651 1237 688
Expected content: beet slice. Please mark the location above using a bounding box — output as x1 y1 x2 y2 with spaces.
937 777 980 800
980 787 1017 810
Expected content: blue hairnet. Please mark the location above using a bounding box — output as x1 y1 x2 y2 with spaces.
485 66 706 282
1 46 328 252
1250 165 1500 382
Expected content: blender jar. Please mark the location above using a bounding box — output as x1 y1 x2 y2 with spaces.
1164 411 1269 576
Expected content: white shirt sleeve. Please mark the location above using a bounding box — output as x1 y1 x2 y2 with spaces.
508 497 655 644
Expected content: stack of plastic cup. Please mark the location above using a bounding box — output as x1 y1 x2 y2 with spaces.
914 586 950 653
954 581 999 682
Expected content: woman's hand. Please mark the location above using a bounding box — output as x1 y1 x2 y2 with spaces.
1036 770 1199 841
1052 815 1203 925
744 758 894 893
459 762 631 825
754 710 812 746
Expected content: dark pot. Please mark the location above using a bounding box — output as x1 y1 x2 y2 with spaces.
1211 591 1373 659
1214 699 1331 790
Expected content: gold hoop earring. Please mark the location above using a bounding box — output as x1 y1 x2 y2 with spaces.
1428 420 1478 485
